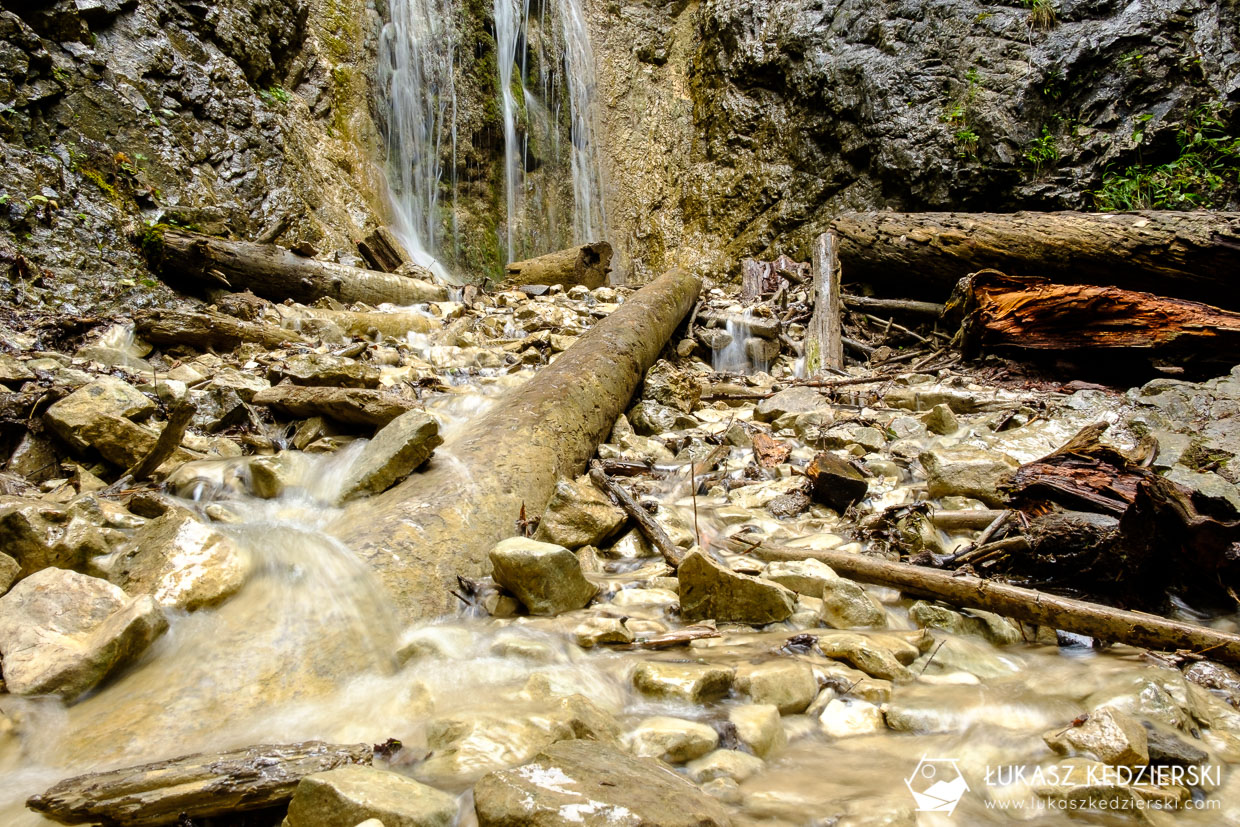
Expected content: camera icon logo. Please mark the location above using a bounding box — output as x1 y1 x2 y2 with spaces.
905 756 969 815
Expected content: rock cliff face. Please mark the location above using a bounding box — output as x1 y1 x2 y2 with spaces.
1 0 389 320
589 0 1240 280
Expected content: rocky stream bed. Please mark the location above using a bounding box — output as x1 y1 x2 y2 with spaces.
2 277 1240 826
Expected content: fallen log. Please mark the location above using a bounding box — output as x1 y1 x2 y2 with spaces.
27 741 372 827
128 400 195 482
333 268 701 622
279 306 439 339
147 228 448 306
721 535 1240 665
251 386 418 427
503 242 613 289
590 463 684 567
135 308 310 350
843 295 945 317
951 271 1240 362
830 211 1240 307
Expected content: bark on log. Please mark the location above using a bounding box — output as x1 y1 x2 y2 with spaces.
806 232 843 374
251 386 418 427
333 269 701 623
27 741 372 827
151 228 448 305
357 227 411 273
721 536 1240 665
952 271 1240 361
279 307 439 339
830 211 1240 308
503 242 613 289
135 309 310 350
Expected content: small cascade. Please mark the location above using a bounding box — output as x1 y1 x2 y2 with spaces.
711 313 772 374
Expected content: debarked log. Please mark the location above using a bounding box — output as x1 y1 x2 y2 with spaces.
149 228 449 305
722 536 1240 665
951 271 1240 361
28 741 372 826
135 308 310 350
830 210 1240 308
503 242 613 289
333 268 701 623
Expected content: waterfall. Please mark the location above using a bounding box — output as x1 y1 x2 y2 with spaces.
494 0 530 264
378 0 459 283
560 0 606 245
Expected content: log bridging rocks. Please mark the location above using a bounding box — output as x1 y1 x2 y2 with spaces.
722 536 1240 665
503 242 613 289
334 268 701 623
830 211 1240 308
27 741 372 827
146 228 448 305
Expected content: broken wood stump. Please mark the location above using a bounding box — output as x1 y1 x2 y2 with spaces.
806 232 843 374
830 210 1240 308
147 228 448 306
950 271 1240 363
806 451 869 513
356 226 411 273
27 740 372 826
503 242 613 289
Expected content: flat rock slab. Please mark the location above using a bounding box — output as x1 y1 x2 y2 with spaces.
285 765 458 827
473 740 731 827
0 567 167 699
678 550 796 625
251 386 417 427
340 410 442 500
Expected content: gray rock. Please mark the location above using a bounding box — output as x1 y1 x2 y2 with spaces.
816 633 913 681
735 660 819 713
108 510 252 611
641 360 700 413
0 353 34 385
340 410 442 500
818 424 886 453
755 386 822 423
919 447 1019 507
632 661 734 704
0 568 167 700
728 704 786 757
622 716 719 763
820 578 887 629
1043 707 1149 766
473 740 731 827
43 375 155 453
677 550 796 625
285 765 458 827
270 353 382 389
488 537 598 615
628 400 699 436
0 551 19 595
534 477 627 549
761 558 838 596
921 403 959 435
1165 467 1240 511
1142 722 1208 767
0 497 111 581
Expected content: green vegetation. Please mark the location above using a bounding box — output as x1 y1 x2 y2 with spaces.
260 86 292 107
1023 0 1057 30
1094 104 1240 210
943 68 983 157
1025 125 1059 174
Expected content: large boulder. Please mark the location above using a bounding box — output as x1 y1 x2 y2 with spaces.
270 353 382 389
473 740 731 827
0 497 110 581
622 716 719 763
488 537 598 615
0 568 167 699
640 360 700 413
534 477 627 549
43 376 155 452
339 410 442 500
107 510 252 611
919 447 1019 507
1043 707 1149 767
734 660 819 714
755 386 822 423
284 765 458 827
628 401 698 436
677 550 796 625
632 661 734 705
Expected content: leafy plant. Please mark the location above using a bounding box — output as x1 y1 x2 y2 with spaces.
260 86 292 106
1025 125 1059 173
955 128 980 157
1095 104 1240 210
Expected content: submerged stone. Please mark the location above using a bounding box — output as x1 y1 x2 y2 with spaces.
622 716 719 763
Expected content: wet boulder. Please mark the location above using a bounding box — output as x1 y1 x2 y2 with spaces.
43 375 155 452
678 550 796 625
0 497 111 581
107 510 252 611
919 446 1019 507
728 704 786 757
534 477 627 549
686 749 765 783
818 697 885 738
819 578 888 630
269 353 382 389
628 400 699 435
488 537 598 615
632 661 734 705
761 559 838 597
340 410 442 500
622 716 719 763
1043 707 1149 766
921 403 959 435
755 386 822 423
735 660 819 713
473 740 731 827
640 359 700 413
284 765 458 827
0 568 167 700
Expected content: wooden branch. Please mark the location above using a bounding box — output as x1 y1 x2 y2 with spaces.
721 535 1240 664
128 400 195 481
151 228 447 306
930 509 1010 531
27 741 373 827
357 226 411 273
844 295 946 316
830 210 1240 308
807 232 843 373
590 464 684 567
135 309 309 350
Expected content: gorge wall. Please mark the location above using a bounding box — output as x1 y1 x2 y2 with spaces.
2 0 1237 310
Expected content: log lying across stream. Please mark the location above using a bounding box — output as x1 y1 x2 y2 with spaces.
830 211 1240 308
334 268 701 623
148 228 449 305
503 242 613 289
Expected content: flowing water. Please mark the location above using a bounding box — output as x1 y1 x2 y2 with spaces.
712 313 772 375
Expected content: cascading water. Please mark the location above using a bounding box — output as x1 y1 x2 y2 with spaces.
494 0 530 264
712 313 771 374
560 0 606 245
379 0 459 283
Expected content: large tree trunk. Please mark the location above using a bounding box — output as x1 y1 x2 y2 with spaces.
503 242 613 289
149 228 449 305
333 268 701 623
830 211 1240 308
28 741 372 827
